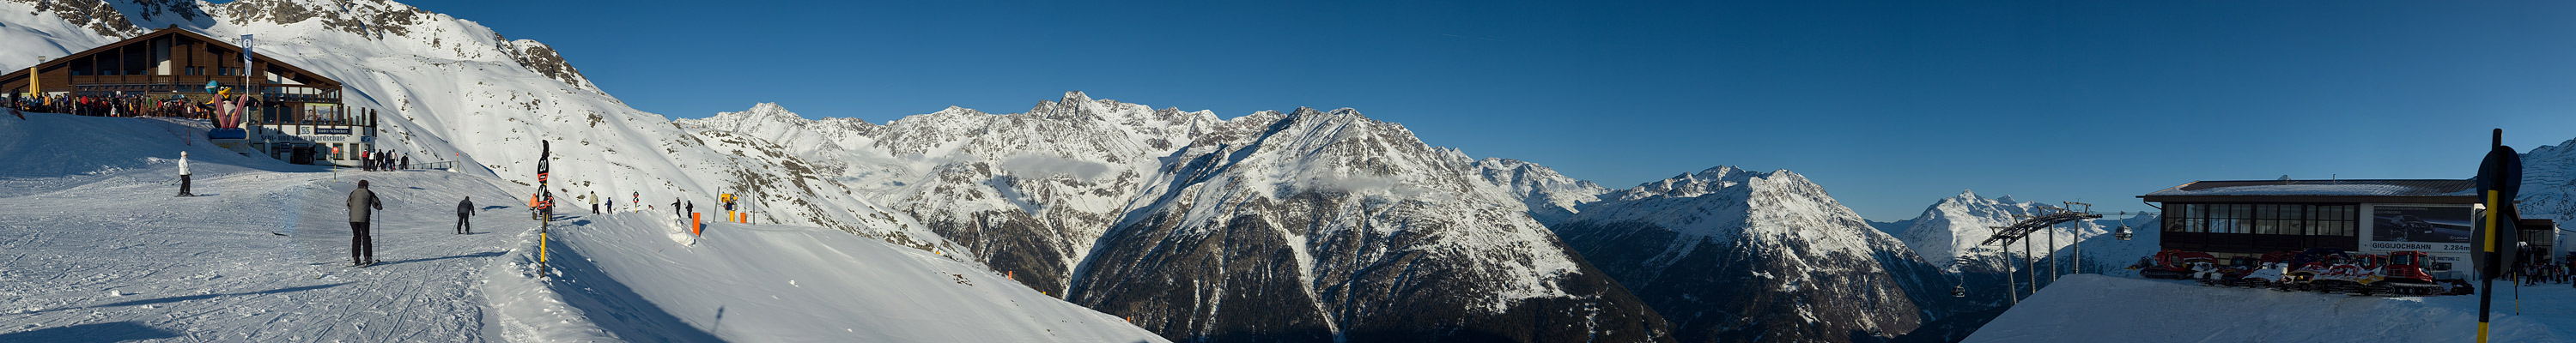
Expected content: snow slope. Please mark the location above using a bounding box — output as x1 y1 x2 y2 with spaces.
0 112 1163 342
0 0 933 254
0 112 530 341
1963 274 2571 342
545 211 1165 342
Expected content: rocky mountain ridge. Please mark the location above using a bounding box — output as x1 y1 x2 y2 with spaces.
1544 166 1961 342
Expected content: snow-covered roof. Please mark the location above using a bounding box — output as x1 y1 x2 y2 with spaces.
2142 179 2475 198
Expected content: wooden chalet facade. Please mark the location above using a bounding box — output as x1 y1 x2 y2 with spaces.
1 26 378 166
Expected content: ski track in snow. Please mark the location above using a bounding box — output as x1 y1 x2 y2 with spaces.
0 144 522 341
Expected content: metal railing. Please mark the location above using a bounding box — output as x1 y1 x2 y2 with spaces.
410 161 459 171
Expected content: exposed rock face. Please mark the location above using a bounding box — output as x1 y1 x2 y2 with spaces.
498 39 591 91
1550 166 1958 343
8 0 155 37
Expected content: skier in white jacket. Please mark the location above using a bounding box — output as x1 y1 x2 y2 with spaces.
177 151 195 196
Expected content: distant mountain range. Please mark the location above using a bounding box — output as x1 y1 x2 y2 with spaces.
10 1 2573 342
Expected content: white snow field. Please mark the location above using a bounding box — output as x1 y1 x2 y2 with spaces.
0 113 1164 342
1963 274 2573 342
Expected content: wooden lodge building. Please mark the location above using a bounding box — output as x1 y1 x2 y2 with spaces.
0 26 377 166
2142 178 2561 280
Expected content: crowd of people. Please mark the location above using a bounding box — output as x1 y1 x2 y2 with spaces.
2514 250 2575 287
362 150 412 171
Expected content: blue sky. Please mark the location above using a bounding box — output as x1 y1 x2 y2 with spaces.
391 0 2576 220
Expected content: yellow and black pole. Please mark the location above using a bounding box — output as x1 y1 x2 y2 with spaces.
2478 188 2494 342
2471 129 2524 343
537 140 553 278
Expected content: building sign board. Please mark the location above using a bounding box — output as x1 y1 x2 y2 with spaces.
2360 204 2475 276
315 128 351 135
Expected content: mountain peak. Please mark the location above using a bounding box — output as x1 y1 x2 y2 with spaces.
1060 91 1092 104
1697 165 1745 177
1956 189 1978 199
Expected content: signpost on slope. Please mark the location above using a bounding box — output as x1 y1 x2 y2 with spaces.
2471 129 2523 343
538 140 553 278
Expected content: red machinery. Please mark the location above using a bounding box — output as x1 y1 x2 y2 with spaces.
2138 250 2218 280
2165 249 2470 297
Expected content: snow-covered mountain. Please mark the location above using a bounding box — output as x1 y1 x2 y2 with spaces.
676 95 1217 299
2516 137 2576 262
1893 190 2102 274
1547 166 1960 343
0 2 1955 341
2520 138 2576 221
1062 107 1670 341
682 101 1675 341
1473 157 1612 225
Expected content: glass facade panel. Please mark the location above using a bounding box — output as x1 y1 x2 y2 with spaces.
2164 202 2363 241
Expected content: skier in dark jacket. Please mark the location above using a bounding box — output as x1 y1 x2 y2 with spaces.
457 196 475 234
349 180 383 266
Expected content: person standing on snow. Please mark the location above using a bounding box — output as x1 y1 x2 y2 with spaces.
176 151 195 196
457 196 476 234
348 180 384 267
589 191 599 214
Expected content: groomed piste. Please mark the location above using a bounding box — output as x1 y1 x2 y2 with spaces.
0 112 1165 342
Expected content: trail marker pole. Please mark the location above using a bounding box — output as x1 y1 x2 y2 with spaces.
540 216 550 277
2472 129 2524 343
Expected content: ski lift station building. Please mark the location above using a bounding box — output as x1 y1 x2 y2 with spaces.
2142 179 2560 280
0 26 378 167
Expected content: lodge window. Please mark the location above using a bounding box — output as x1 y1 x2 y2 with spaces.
2313 205 2356 237
2166 203 2356 236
